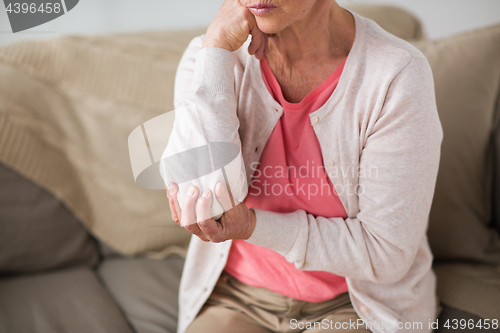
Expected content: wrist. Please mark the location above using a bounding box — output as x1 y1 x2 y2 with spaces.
202 32 232 51
202 40 231 51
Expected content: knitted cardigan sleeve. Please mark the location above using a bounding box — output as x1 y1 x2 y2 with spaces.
160 36 248 221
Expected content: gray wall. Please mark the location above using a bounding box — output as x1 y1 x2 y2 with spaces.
1 0 499 46
339 0 500 39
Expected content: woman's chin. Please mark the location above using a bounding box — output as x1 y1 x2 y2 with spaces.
255 19 281 35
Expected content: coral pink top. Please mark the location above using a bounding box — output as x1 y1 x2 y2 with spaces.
224 57 349 302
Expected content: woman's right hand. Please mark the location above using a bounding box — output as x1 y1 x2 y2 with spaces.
203 0 268 59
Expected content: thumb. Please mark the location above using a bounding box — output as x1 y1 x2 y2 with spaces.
247 17 266 58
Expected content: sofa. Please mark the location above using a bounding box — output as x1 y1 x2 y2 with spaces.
0 4 499 333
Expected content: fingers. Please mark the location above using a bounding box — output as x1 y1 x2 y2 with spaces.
248 21 267 59
181 185 210 242
248 24 262 55
203 1 258 52
181 185 198 225
198 218 225 243
166 183 179 226
168 183 182 225
167 182 233 243
184 222 210 242
215 182 235 211
195 188 225 242
196 189 213 222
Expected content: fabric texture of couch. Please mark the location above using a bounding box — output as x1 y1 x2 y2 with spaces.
1 4 499 333
0 163 99 274
413 24 500 322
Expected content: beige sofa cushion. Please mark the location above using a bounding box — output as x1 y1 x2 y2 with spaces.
412 24 500 321
344 4 425 40
0 30 204 256
413 24 500 264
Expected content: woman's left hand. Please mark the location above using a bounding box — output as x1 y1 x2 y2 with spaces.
166 182 256 243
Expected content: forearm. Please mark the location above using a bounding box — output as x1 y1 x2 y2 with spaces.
160 40 248 219
247 206 427 285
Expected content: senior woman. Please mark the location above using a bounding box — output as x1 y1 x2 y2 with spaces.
161 0 443 332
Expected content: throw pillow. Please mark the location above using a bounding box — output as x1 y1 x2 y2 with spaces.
0 163 99 275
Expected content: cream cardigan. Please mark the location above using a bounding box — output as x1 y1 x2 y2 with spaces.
163 11 443 333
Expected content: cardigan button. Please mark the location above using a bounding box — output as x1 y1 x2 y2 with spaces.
327 160 335 167
311 116 319 124
360 305 368 312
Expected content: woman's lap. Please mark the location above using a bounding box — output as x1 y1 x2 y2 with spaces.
185 304 272 333
185 271 371 333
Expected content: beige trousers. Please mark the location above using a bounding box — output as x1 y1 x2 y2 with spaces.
186 270 372 333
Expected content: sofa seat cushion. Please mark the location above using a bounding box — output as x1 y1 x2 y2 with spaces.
0 267 133 333
97 254 184 333
0 162 99 275
433 262 500 323
436 305 499 332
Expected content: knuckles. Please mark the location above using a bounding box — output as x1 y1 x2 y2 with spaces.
197 219 214 231
197 219 225 243
208 234 226 243
205 1 256 51
184 224 199 234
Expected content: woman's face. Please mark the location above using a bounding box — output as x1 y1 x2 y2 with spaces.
240 0 326 34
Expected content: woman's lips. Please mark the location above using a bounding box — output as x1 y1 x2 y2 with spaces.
247 3 276 16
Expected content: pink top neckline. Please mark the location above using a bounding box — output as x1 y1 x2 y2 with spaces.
260 56 346 111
